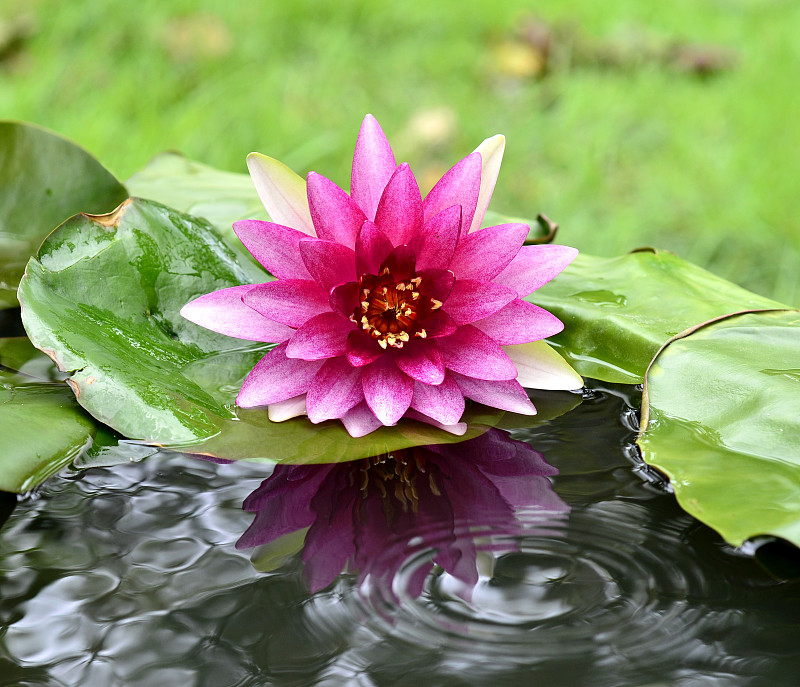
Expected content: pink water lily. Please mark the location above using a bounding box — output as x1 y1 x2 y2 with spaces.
181 115 582 436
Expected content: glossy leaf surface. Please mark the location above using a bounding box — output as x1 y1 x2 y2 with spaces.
638 309 800 548
0 121 128 309
126 152 267 243
532 250 785 383
0 369 97 493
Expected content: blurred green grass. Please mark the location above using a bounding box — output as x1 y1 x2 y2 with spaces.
2 0 798 304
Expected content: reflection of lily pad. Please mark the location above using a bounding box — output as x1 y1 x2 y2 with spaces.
0 121 128 309
18 198 504 462
532 249 785 384
638 309 800 549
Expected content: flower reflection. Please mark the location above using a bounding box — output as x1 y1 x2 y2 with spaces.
238 429 568 594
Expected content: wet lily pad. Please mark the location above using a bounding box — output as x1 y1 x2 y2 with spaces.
0 375 97 493
126 152 267 245
531 249 786 384
0 121 128 309
17 198 512 462
638 309 800 549
19 198 270 446
0 335 66 382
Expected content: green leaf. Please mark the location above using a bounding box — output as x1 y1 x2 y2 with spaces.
638 309 800 549
126 152 267 242
17 198 508 462
531 249 786 383
0 335 66 382
0 376 98 493
0 121 128 309
19 198 269 446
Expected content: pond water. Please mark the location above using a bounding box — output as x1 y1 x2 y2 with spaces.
2 372 800 687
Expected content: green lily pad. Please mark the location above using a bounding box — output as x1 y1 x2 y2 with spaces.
17 198 507 462
19 198 270 446
126 152 267 244
638 309 800 549
531 249 786 384
0 335 65 382
0 376 97 493
0 121 128 309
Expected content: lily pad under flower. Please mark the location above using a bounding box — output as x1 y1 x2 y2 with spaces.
182 115 582 436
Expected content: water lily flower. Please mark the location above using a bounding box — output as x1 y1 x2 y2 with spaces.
236 429 569 594
181 115 582 436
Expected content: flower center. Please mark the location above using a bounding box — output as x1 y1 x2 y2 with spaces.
351 267 442 349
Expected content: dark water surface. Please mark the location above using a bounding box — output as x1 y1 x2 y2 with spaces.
1 382 800 685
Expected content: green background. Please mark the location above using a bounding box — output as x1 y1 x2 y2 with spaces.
1 0 798 305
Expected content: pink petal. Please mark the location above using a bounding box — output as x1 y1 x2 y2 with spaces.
421 310 458 338
346 329 384 367
243 279 330 328
286 312 354 360
394 339 445 385
341 401 383 437
471 134 505 232
307 172 367 249
417 268 455 302
246 153 315 235
409 375 465 425
351 114 397 221
356 221 393 277
493 244 579 297
423 152 481 237
451 373 536 415
448 223 529 281
411 205 461 271
436 325 518 380
298 238 357 291
306 357 364 422
362 354 414 425
473 299 564 344
180 285 293 343
232 220 313 280
380 245 416 281
374 163 423 246
329 281 360 317
237 342 324 407
444 279 517 325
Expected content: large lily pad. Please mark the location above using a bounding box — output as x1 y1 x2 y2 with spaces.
19 198 269 446
0 333 100 493
0 121 128 309
638 309 800 549
0 379 98 493
531 249 785 384
17 198 511 462
126 152 267 243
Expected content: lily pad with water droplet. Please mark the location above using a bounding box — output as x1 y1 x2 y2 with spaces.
638 309 800 549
